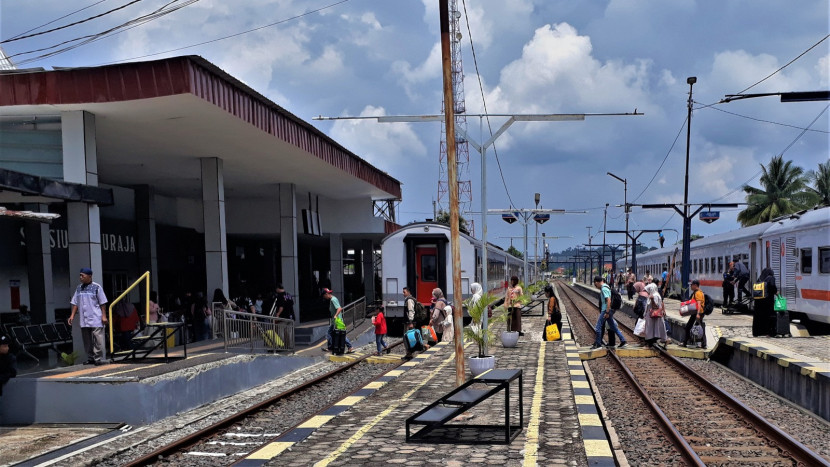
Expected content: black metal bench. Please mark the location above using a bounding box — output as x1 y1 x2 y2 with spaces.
405 368 523 444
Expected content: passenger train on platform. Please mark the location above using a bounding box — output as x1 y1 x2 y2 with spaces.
635 206 830 325
380 222 529 319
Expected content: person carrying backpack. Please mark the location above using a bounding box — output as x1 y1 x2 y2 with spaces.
403 286 428 328
680 280 707 348
591 276 627 349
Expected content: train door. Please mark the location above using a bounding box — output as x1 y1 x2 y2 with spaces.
415 246 438 304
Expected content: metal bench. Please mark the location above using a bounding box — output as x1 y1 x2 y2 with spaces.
406 368 524 444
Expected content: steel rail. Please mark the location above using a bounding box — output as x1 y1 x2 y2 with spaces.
123 341 403 467
557 280 830 466
555 282 704 466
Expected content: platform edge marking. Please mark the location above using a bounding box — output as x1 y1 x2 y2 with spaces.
522 341 547 467
246 441 294 460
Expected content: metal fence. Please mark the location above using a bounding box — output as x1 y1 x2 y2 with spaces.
340 297 368 332
222 309 295 353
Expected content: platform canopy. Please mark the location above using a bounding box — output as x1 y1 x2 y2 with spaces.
0 56 401 202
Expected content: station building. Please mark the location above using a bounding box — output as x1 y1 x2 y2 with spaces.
0 56 402 352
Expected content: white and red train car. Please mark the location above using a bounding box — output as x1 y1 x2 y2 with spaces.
380 222 527 319
636 206 830 325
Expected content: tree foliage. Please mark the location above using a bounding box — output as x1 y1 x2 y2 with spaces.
506 245 523 259
435 209 470 234
737 155 815 226
807 160 830 207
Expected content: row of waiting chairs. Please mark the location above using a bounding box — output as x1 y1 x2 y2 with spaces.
3 322 73 354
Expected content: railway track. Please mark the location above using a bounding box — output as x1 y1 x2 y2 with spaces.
555 281 829 466
121 341 405 466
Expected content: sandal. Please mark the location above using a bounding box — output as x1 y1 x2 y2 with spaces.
346 348 355 354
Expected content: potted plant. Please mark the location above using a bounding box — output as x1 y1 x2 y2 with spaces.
499 290 530 348
463 292 502 376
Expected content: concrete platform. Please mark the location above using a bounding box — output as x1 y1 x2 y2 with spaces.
235 301 616 466
572 280 830 422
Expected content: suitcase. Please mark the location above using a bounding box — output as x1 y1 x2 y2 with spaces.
774 311 790 337
331 329 347 355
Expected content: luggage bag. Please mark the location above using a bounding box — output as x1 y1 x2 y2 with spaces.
774 311 791 337
331 329 347 355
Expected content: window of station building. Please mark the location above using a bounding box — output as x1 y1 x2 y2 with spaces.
819 247 830 274
800 248 813 274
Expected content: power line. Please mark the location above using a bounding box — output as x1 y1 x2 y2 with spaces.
9 0 201 66
695 101 829 134
4 0 109 41
461 0 515 208
87 0 352 67
631 115 688 203
735 33 830 95
2 0 145 44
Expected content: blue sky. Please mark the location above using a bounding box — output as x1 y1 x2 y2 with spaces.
2 0 828 256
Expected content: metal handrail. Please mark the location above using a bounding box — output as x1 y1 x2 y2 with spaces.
339 296 367 331
107 271 150 354
223 310 295 352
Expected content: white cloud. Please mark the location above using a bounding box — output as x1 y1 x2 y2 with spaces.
330 105 428 168
818 55 830 88
391 42 442 100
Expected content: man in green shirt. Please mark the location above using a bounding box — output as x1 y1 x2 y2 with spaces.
323 288 354 353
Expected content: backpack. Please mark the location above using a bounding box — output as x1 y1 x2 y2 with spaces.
408 297 429 324
607 285 622 310
703 293 714 315
404 328 424 352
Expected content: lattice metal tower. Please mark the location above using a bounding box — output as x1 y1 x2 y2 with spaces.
437 0 473 235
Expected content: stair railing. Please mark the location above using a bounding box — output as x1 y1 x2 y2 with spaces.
107 271 150 354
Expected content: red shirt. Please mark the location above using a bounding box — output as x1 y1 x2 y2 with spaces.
373 311 387 335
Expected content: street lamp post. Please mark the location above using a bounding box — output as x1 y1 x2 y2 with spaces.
607 172 628 271
534 192 540 282
587 226 593 279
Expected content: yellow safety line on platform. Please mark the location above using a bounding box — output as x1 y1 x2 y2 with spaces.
522 341 547 467
103 363 164 377
43 363 130 379
246 441 294 460
313 343 470 467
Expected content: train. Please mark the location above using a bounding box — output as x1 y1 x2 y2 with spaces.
635 206 829 325
380 222 529 318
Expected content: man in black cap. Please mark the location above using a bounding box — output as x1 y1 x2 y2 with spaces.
0 335 17 397
68 268 109 365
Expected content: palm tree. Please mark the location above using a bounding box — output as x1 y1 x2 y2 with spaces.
737 155 814 226
807 160 830 207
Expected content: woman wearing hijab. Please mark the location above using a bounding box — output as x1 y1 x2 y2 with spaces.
753 268 777 337
469 282 483 309
632 282 648 321
645 283 668 348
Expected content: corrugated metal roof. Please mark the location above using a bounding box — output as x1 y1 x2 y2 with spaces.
0 55 401 198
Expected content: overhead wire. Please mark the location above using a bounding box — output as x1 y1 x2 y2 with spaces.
87 0 352 67
8 0 201 66
735 33 830 95
3 0 110 41
2 0 145 44
461 0 515 208
631 115 688 203
695 101 829 133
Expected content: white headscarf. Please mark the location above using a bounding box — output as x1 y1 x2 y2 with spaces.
470 282 482 307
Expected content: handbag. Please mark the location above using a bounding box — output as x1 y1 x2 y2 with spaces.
334 316 346 330
679 299 698 316
650 299 664 318
633 318 646 337
752 282 766 300
774 294 787 312
545 321 560 341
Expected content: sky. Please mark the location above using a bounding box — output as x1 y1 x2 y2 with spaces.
2 0 828 259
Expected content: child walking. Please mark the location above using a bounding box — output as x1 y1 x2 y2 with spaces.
372 306 389 356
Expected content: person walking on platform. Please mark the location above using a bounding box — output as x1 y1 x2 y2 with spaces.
626 268 636 300
323 288 354 354
68 268 108 365
591 276 627 349
544 285 562 339
371 306 389 356
0 335 17 397
644 283 668 348
681 280 706 348
722 263 736 307
734 261 751 302
431 298 448 342
753 268 778 337
402 287 418 327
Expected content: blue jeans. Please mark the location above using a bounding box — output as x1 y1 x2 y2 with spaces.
594 310 626 347
326 323 352 350
375 334 387 353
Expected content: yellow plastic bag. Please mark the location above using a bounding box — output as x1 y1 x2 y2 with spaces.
264 329 284 349
545 322 560 341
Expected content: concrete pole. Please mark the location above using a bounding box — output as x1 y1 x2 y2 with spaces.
681 77 696 300
439 0 464 385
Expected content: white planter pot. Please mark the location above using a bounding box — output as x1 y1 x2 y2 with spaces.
501 330 520 348
468 355 495 376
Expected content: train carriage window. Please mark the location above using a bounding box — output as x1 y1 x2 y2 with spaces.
718 257 723 273
800 248 812 274
705 258 710 273
421 254 437 282
693 259 697 274
819 247 830 274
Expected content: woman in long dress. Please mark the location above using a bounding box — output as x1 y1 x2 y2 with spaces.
644 283 668 348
